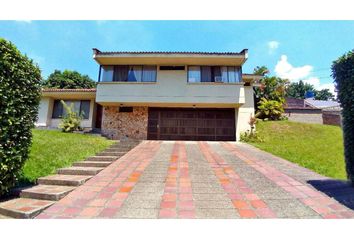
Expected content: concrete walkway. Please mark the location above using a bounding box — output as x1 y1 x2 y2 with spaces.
36 141 354 219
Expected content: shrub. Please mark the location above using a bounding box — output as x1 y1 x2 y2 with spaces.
0 38 41 195
332 50 354 183
240 115 264 143
256 98 284 120
59 100 83 132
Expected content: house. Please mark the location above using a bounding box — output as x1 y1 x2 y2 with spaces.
36 88 98 129
37 49 262 141
284 97 341 125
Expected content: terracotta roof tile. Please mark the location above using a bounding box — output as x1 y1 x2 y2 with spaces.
93 48 248 56
42 88 96 92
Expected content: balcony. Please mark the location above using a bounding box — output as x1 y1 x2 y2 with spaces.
96 71 245 107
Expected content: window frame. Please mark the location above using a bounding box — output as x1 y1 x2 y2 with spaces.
187 65 242 83
99 65 157 82
51 99 91 120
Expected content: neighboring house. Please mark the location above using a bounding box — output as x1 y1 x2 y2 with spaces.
36 88 98 129
37 49 262 141
284 97 341 125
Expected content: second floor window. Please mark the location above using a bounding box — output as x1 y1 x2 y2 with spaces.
101 65 157 82
188 66 241 83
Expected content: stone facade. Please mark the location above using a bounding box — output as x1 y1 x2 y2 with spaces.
102 106 148 140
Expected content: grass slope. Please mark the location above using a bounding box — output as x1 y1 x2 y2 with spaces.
21 129 114 183
250 121 346 179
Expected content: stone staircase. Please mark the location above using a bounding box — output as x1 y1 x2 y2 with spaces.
0 140 140 219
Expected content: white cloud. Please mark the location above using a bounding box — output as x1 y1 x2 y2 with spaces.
274 55 336 95
267 41 279 54
275 55 313 81
303 77 320 87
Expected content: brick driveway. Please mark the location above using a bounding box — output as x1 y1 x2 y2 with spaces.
36 141 354 219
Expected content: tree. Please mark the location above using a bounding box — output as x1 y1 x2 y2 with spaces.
252 66 288 120
0 38 42 195
332 50 354 184
314 89 335 101
253 65 270 76
286 80 316 99
42 70 96 89
253 66 288 103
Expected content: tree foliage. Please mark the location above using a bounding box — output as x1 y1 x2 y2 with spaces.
0 38 42 195
314 89 335 101
253 66 287 121
42 70 96 89
255 98 284 120
286 80 315 99
332 49 354 183
253 66 288 104
286 80 334 101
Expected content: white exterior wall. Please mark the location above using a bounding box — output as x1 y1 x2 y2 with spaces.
235 86 255 140
36 97 51 127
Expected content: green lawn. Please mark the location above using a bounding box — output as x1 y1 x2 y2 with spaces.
250 121 346 179
21 129 114 183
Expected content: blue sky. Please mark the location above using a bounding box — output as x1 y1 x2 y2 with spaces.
1 20 353 92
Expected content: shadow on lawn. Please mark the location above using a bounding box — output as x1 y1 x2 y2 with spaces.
308 179 354 210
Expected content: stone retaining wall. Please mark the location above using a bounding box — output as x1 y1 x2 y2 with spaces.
102 106 148 140
322 111 342 126
283 109 323 124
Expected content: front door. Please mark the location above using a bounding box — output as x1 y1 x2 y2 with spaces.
95 104 103 129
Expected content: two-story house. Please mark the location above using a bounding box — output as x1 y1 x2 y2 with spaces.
36 49 262 141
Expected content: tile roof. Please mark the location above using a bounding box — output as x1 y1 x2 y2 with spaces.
42 88 96 92
93 48 248 56
305 98 341 109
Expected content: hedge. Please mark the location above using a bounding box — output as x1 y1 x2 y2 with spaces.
0 38 42 196
332 49 354 183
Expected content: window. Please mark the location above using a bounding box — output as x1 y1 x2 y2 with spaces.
101 66 114 82
100 65 157 82
119 107 133 112
128 66 142 82
188 66 241 83
188 66 201 83
142 65 157 82
159 66 185 70
52 100 91 119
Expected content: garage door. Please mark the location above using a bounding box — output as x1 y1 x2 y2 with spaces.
147 108 235 141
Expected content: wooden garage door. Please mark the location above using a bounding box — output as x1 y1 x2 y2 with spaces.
147 108 235 141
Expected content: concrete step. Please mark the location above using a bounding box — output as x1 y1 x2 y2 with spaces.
86 156 117 162
57 166 104 175
106 148 132 153
37 174 92 186
0 198 54 219
20 185 75 201
96 152 125 157
109 143 138 148
73 161 111 168
104 149 127 153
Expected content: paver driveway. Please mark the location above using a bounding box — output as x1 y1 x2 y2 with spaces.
37 141 354 219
